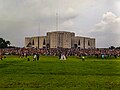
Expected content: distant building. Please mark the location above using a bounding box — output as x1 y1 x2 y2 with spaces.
25 31 95 49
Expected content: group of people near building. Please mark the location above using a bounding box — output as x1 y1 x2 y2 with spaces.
0 47 120 61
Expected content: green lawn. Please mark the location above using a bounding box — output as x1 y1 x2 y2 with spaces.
0 55 120 90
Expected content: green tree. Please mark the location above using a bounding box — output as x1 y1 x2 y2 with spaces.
109 46 115 50
6 41 11 46
0 38 10 48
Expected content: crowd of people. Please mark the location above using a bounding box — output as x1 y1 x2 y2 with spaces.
0 47 120 60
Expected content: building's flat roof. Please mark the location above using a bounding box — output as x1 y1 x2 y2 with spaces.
47 31 74 33
32 36 46 38
75 36 95 39
25 36 46 38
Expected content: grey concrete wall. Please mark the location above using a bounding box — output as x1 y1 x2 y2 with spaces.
25 31 96 49
25 37 31 48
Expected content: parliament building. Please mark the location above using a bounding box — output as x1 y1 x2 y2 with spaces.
25 31 95 49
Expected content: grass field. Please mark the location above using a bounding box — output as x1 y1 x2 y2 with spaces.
0 55 120 90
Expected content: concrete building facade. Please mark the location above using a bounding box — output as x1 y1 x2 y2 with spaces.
25 31 95 49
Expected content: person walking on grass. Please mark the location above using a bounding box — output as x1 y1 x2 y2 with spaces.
37 53 40 60
33 53 37 61
0 51 3 60
60 53 66 60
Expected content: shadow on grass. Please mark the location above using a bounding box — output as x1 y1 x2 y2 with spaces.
28 72 120 76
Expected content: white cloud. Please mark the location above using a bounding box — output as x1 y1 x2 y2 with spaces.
90 12 120 48
0 0 120 47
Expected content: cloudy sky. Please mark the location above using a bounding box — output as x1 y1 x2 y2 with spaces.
0 0 120 48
